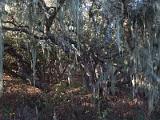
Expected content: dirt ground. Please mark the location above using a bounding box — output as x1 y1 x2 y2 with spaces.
1 74 160 120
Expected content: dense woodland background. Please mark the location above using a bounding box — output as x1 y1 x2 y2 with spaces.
0 0 160 120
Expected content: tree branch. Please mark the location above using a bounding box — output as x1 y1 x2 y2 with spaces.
45 0 66 32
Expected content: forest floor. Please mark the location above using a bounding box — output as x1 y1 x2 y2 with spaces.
1 74 160 120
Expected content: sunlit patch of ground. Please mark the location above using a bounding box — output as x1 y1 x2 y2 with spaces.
65 87 81 94
3 73 12 81
5 84 42 96
3 74 42 97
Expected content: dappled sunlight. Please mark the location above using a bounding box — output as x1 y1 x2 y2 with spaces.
3 73 12 81
4 80 42 96
65 87 81 94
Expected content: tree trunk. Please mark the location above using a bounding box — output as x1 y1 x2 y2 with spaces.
0 5 4 97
